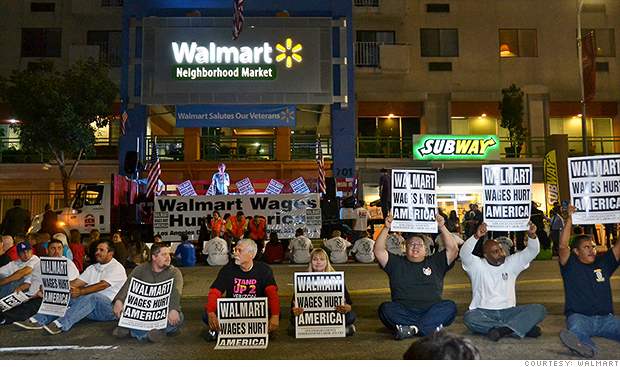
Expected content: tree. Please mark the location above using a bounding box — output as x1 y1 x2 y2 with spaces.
0 59 118 204
498 84 527 150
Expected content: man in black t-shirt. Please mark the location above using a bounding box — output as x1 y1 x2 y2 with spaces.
558 206 620 358
202 238 280 340
373 213 459 340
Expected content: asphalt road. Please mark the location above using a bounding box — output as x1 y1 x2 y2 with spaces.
1 258 619 360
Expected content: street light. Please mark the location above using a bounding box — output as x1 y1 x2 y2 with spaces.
576 0 588 155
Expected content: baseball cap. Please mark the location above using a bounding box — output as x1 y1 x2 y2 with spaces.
16 241 32 253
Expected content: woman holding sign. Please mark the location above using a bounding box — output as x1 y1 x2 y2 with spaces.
291 248 357 336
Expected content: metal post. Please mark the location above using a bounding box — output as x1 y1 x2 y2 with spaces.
576 0 588 155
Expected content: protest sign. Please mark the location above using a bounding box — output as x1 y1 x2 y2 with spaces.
391 169 438 233
38 257 71 317
264 179 284 195
482 164 532 231
0 291 29 312
215 298 269 349
236 178 256 195
118 278 174 331
290 177 310 194
206 183 216 196
177 180 197 196
294 272 346 338
568 155 620 224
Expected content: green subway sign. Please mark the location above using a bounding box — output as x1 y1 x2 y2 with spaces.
413 135 500 160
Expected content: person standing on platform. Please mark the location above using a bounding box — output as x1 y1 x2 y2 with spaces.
379 169 392 220
211 163 230 195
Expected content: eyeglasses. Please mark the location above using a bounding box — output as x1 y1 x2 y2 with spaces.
406 241 424 248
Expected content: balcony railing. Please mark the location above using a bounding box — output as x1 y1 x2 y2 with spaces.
0 137 119 163
101 0 123 7
355 42 382 67
88 41 122 67
354 0 379 7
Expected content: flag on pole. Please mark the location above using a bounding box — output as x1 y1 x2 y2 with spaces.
146 138 161 197
317 136 326 195
232 0 245 40
121 111 128 136
582 31 596 102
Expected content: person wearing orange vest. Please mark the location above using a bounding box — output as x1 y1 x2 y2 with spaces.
248 216 267 259
225 211 247 253
210 211 225 236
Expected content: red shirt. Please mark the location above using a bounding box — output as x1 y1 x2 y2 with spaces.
68 243 85 272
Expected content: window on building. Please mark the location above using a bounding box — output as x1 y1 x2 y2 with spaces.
87 30 122 66
582 29 616 57
31 2 55 12
582 3 605 13
355 31 396 67
21 28 62 57
420 29 458 57
499 29 537 57
101 0 123 6
426 3 450 13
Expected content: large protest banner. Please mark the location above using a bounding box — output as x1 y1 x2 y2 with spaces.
118 278 173 331
154 193 320 241
568 155 620 224
482 164 532 231
294 272 346 338
215 298 269 350
0 291 29 312
391 169 438 233
38 257 71 317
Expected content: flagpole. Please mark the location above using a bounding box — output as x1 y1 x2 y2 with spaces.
576 0 588 155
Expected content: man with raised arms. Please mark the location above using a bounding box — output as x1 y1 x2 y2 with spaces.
460 221 546 342
374 212 459 340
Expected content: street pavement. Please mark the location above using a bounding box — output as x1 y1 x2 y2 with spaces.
1 258 619 360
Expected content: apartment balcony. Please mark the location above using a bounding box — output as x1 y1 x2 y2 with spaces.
355 42 410 77
353 0 408 18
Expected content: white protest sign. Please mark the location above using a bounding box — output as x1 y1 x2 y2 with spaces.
264 179 284 195
568 155 620 224
482 164 532 231
294 272 346 338
236 178 256 195
391 169 438 233
206 183 216 196
215 298 269 349
177 180 197 196
0 291 29 312
118 277 174 331
38 257 71 317
290 177 310 194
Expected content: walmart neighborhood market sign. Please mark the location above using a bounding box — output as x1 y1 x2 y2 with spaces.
413 135 500 160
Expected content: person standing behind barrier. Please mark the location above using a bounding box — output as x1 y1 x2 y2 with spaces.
287 228 312 264
379 169 392 219
40 203 59 235
211 163 230 195
550 208 564 252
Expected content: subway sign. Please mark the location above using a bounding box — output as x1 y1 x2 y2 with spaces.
413 135 500 160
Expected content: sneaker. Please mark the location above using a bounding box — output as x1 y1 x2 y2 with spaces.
147 329 166 342
14 319 42 330
0 313 6 325
526 325 542 338
559 329 594 358
345 324 356 337
43 321 62 335
203 328 218 342
395 324 418 340
113 326 131 339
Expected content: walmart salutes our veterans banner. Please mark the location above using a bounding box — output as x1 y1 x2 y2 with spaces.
118 278 174 331
216 298 269 349
38 257 71 317
294 272 346 339
482 164 532 231
391 169 438 233
568 155 620 224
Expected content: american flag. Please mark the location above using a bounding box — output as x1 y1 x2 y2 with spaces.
146 138 161 197
120 111 128 136
232 0 245 40
317 136 326 195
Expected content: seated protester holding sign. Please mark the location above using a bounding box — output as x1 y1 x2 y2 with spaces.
291 248 357 336
113 243 184 342
374 213 459 340
460 222 547 342
0 241 39 298
14 240 126 334
202 239 280 341
350 231 375 263
557 206 620 358
0 240 78 325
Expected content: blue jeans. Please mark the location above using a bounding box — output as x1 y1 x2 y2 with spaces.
378 300 457 336
33 293 116 331
0 279 24 298
567 313 620 354
129 312 185 340
463 304 547 339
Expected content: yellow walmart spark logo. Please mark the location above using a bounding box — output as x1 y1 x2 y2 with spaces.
275 38 302 68
280 107 295 123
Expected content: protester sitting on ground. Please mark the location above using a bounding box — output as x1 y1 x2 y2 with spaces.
202 230 229 266
126 231 147 269
291 248 357 336
286 228 313 264
14 239 126 334
111 232 128 268
225 211 247 251
324 230 352 264
113 243 183 342
84 229 100 268
0 235 16 266
460 221 547 342
557 206 620 358
202 239 279 341
36 233 52 259
27 233 46 259
385 232 405 256
375 213 459 340
403 331 481 360
172 234 196 267
0 242 40 298
261 232 285 264
0 239 79 325
350 231 375 263
52 232 73 261
435 230 464 253
68 229 85 272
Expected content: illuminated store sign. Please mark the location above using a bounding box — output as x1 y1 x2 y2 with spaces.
413 135 500 160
